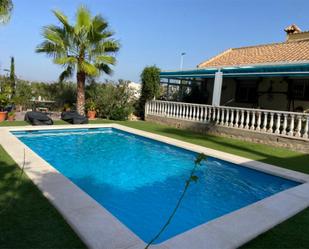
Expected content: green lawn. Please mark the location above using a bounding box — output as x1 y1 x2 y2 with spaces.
0 119 308 248
0 145 86 249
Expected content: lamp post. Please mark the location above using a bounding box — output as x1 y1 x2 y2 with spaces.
180 52 186 70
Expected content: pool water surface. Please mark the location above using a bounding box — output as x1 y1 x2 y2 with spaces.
13 128 299 243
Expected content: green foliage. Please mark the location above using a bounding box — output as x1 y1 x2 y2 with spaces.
36 5 120 114
139 66 160 117
12 80 32 109
110 106 130 121
86 81 134 120
0 0 13 24
10 79 76 111
0 79 11 111
9 57 15 96
85 99 96 111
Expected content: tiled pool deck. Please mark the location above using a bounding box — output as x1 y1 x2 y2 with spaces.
1 124 308 249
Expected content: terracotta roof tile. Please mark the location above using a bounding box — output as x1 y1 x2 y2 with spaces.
197 39 309 68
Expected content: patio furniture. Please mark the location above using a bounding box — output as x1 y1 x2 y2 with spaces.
61 111 88 124
24 111 53 126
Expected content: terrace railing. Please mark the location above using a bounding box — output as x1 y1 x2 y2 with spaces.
145 100 309 140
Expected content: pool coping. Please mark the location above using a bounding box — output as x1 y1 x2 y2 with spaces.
0 123 308 249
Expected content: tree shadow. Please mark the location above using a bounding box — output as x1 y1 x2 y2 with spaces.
0 153 86 248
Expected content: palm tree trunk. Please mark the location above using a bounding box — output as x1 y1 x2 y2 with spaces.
76 72 86 115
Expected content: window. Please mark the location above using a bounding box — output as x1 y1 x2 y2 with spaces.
236 80 258 103
293 79 309 100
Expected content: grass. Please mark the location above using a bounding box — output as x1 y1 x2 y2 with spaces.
0 145 86 248
0 119 308 248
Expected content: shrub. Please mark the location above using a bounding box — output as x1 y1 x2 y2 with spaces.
139 66 160 118
86 81 134 120
110 106 132 121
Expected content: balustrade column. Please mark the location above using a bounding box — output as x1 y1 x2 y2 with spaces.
225 109 230 126
239 110 244 128
186 105 190 119
203 107 207 121
274 114 281 134
295 115 302 137
211 107 216 121
281 114 287 134
303 117 309 138
191 105 195 120
288 114 295 136
179 104 182 118
262 112 268 132
234 110 239 128
220 109 225 125
256 112 261 131
196 106 200 121
189 105 192 120
244 111 250 129
229 110 234 127
216 108 221 124
250 111 256 130
200 106 204 122
267 113 274 133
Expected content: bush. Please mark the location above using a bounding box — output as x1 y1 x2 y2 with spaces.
139 66 160 118
86 81 134 120
110 106 131 120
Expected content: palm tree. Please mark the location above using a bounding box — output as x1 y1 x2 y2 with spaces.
36 6 120 115
0 0 13 24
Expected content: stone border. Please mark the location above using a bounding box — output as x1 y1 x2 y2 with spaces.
0 124 308 249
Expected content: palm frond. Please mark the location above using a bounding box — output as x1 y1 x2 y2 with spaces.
0 0 13 24
42 26 66 48
75 5 91 34
35 41 65 57
96 63 113 75
79 61 99 76
53 56 77 65
53 10 72 31
91 15 108 33
95 55 116 65
59 65 74 82
91 40 120 55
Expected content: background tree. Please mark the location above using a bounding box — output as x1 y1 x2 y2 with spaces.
36 5 120 115
0 0 13 24
139 66 160 118
9 56 15 97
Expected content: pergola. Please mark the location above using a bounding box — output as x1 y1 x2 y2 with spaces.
160 62 309 106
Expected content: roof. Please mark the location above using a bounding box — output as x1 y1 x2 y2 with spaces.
197 39 309 68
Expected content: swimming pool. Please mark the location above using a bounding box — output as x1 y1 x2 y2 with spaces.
13 128 299 244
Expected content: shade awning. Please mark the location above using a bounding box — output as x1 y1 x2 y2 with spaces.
160 62 309 79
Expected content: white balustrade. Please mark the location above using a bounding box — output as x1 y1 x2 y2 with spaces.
250 111 255 130
256 112 261 131
145 100 309 139
267 113 274 133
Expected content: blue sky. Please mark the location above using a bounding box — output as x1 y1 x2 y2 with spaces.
0 0 309 83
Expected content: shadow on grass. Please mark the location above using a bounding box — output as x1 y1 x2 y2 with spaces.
0 149 86 249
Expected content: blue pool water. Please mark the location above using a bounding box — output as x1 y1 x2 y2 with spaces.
13 128 299 243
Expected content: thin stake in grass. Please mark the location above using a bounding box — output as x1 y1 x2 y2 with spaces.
145 153 207 249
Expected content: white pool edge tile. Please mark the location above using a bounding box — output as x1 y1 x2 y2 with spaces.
0 123 308 249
